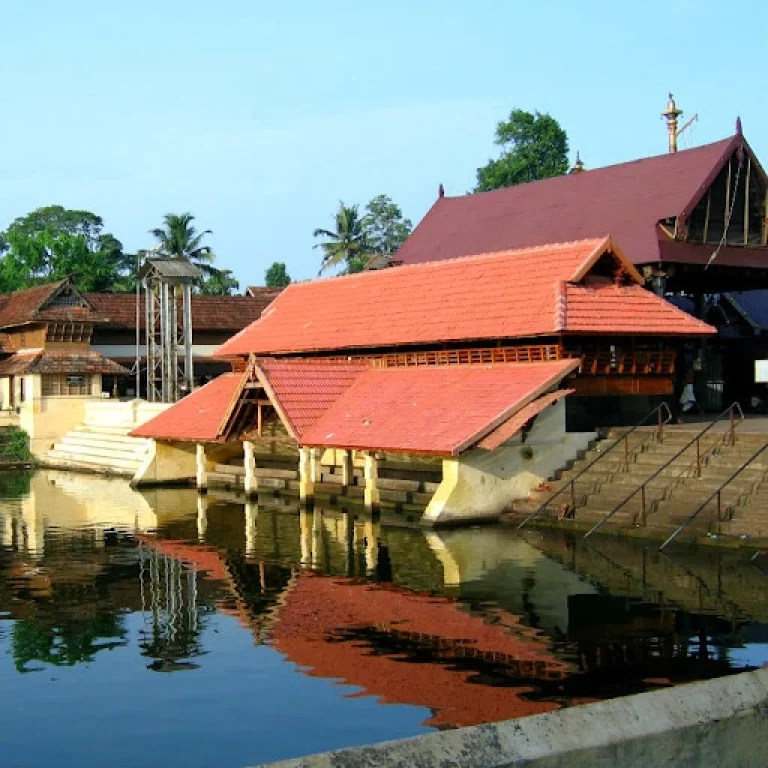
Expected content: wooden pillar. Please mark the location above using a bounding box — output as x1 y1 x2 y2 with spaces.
195 443 207 491
243 440 258 497
340 449 353 487
364 452 380 509
299 447 315 501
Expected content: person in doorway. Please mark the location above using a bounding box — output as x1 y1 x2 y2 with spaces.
679 371 700 415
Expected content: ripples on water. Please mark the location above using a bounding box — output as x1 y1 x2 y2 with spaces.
0 470 767 767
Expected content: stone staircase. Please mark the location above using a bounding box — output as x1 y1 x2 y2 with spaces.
43 423 152 477
514 426 768 539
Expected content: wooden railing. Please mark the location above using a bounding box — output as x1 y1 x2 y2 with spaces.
579 350 676 375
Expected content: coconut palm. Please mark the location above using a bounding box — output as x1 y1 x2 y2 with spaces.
313 202 373 274
148 213 216 275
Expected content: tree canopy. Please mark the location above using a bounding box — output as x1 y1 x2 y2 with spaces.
0 206 132 292
475 109 569 192
313 202 373 274
364 195 412 255
265 262 291 288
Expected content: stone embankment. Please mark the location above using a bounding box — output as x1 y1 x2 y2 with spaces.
257 667 768 768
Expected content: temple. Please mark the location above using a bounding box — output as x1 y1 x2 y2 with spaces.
132 236 713 525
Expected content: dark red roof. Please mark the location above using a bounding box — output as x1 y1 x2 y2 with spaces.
0 281 103 328
130 373 244 441
84 293 276 332
396 135 767 268
0 349 128 376
216 237 713 358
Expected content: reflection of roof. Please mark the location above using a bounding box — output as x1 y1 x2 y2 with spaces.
271 573 569 728
0 349 129 376
298 360 579 454
216 237 713 357
130 372 243 441
85 293 275 332
396 134 767 268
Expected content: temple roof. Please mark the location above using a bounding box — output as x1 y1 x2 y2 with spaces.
215 237 714 358
396 134 767 268
0 349 129 376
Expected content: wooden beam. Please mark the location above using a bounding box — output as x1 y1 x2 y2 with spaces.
725 157 732 242
257 402 263 437
703 189 711 242
744 157 752 244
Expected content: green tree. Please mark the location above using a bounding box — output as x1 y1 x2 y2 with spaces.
313 202 373 274
199 268 239 295
147 212 216 274
0 206 132 292
363 194 412 255
265 261 291 288
475 109 569 192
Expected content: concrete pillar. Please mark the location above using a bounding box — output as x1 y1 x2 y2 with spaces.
196 495 208 542
340 450 354 487
311 506 323 569
343 511 355 577
244 500 258 558
299 447 316 501
195 443 207 491
364 517 380 576
243 440 258 497
364 452 380 509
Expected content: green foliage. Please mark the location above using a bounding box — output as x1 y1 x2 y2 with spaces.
0 206 132 292
0 469 32 497
199 268 239 295
363 194 412 255
313 202 374 274
475 109 569 192
0 427 32 462
265 261 291 288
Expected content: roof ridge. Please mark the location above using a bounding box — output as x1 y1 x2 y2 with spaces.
447 135 738 203
287 237 611 289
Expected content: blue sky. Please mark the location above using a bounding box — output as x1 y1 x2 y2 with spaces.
1 0 765 286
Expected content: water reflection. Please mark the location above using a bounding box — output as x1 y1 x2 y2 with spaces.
0 471 767 764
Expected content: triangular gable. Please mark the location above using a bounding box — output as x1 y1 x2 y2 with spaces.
40 279 94 312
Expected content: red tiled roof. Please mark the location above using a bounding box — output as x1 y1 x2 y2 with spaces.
476 389 573 451
84 293 276 331
216 237 714 358
130 373 244 441
0 349 128 376
0 333 15 354
299 360 579 455
396 134 768 268
0 281 72 328
244 286 283 301
254 358 370 440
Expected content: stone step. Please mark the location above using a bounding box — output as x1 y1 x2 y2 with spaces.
45 450 141 473
52 440 149 463
69 430 148 446
56 435 150 456
585 486 667 506
666 487 747 506
76 424 137 436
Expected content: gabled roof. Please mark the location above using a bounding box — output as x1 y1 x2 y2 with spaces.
301 360 578 454
0 349 128 376
397 134 766 268
215 237 713 358
130 373 244 442
0 280 103 329
137 258 202 281
84 293 276 332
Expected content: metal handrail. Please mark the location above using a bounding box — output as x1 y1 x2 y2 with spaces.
660 440 768 550
517 402 672 529
584 402 745 539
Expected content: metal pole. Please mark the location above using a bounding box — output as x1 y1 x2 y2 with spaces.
641 485 646 526
730 407 735 446
135 251 140 399
696 438 701 477
183 282 193 392
624 434 629 471
160 282 169 402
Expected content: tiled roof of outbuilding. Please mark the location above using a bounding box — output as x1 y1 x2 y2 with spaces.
215 237 714 358
0 349 129 376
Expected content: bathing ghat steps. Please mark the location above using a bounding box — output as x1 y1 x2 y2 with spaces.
512 426 768 539
43 424 152 476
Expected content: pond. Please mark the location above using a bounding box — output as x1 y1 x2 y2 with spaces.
0 470 767 767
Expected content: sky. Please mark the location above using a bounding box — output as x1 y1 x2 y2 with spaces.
1 0 766 287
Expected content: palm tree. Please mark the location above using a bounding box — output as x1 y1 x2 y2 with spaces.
148 213 216 275
313 202 373 274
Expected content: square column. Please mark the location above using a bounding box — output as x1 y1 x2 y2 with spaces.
364 452 380 509
243 440 258 497
340 450 354 487
299 447 315 500
196 443 207 491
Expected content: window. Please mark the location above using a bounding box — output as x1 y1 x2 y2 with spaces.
42 374 90 397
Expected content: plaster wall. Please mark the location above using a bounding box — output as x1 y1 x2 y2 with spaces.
423 401 596 526
84 399 171 429
132 440 197 486
0 378 10 410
